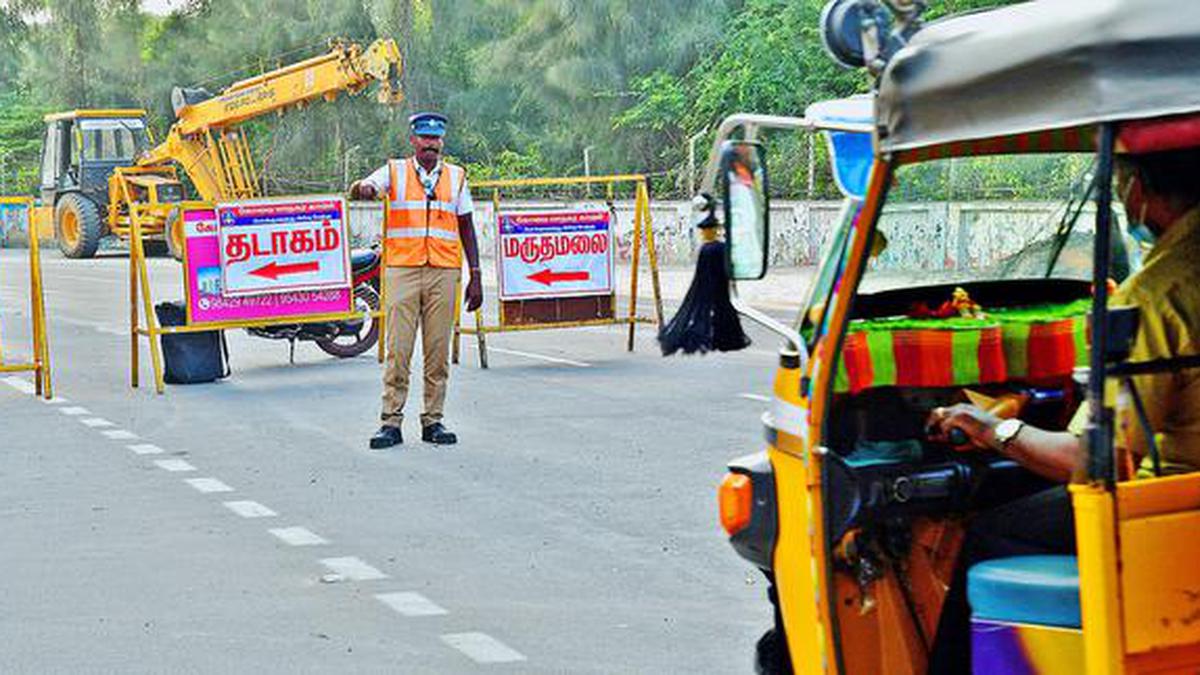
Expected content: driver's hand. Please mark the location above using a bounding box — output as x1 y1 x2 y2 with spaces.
926 404 1001 451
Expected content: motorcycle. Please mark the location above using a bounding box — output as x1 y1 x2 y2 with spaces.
247 246 383 360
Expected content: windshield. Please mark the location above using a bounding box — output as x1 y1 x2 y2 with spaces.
861 153 1137 295
78 118 148 162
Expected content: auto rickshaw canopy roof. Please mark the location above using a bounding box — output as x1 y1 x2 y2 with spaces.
876 0 1200 163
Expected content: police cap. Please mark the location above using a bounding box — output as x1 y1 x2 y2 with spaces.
409 112 448 138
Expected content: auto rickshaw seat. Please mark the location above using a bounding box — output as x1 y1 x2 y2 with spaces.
967 554 1081 628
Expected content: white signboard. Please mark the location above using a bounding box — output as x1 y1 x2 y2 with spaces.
216 195 351 297
497 210 614 300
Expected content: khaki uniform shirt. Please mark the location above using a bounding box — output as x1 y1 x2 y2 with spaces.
1070 208 1200 476
1113 208 1200 476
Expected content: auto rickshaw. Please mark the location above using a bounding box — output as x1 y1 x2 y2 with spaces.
701 1 1200 673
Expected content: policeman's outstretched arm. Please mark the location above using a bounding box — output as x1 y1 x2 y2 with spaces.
459 214 483 312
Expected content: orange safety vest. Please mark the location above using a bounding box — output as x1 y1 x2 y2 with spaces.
385 158 466 268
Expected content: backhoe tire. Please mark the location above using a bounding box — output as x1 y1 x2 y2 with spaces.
165 207 185 261
55 193 103 259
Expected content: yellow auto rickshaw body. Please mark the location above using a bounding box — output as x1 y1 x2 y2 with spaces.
710 1 1200 673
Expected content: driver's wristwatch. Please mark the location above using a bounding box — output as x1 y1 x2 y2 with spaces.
991 418 1025 452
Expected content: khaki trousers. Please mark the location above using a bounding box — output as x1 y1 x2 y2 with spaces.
381 266 460 428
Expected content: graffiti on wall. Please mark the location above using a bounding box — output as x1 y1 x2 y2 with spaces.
345 199 1075 271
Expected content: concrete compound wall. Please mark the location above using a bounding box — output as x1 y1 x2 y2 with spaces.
0 199 1075 273
348 199 1077 271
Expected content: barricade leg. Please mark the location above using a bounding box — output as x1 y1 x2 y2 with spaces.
640 180 665 329
475 308 488 369
130 208 165 394
0 197 52 398
28 225 51 398
377 203 387 365
130 234 140 388
626 185 644 352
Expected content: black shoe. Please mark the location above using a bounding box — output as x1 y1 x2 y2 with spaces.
369 425 403 449
421 422 457 445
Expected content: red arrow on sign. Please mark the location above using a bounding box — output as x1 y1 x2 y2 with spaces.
249 260 321 280
527 269 591 286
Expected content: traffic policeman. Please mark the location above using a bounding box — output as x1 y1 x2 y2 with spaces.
350 112 483 448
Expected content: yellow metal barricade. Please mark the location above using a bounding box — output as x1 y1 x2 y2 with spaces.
453 174 664 368
0 196 53 398
127 199 386 394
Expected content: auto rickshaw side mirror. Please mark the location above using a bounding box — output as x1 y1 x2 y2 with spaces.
720 140 770 281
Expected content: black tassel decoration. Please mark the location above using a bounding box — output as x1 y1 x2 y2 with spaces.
659 202 751 356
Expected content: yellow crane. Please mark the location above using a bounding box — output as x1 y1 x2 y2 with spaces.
37 38 402 258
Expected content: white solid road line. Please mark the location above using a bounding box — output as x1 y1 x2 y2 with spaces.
441 632 526 664
1 377 35 394
464 343 592 368
128 443 165 455
154 458 197 473
222 501 277 518
268 527 329 546
102 429 139 440
185 477 234 493
58 406 90 416
738 393 771 402
80 417 116 428
375 592 448 617
318 556 388 581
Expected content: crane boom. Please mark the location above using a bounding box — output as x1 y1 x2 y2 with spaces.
135 38 403 202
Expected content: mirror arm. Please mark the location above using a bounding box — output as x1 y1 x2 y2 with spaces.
730 291 809 371
698 113 872 196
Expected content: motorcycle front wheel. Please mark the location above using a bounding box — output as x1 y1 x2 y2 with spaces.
316 281 381 358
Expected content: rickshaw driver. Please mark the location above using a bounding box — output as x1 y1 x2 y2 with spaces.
925 147 1200 675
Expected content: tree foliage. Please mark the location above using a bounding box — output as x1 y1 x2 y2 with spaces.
0 0 1021 197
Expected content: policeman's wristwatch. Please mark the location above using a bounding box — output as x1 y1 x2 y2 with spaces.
991 418 1025 452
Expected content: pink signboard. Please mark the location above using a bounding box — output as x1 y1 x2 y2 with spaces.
183 204 352 326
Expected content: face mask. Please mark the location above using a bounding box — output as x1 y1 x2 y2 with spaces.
1129 221 1157 246
1119 174 1156 246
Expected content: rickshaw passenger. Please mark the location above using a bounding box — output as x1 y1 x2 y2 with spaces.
926 147 1200 675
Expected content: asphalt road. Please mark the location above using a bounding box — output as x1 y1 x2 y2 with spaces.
0 248 793 674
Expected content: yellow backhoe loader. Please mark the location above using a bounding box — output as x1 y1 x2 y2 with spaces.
33 38 402 259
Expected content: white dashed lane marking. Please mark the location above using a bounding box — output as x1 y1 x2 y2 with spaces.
102 429 139 440
441 632 526 664
154 458 197 473
376 592 448 617
185 477 233 493
223 501 277 518
5 384 518 667
738 393 770 402
269 527 329 546
319 556 388 581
